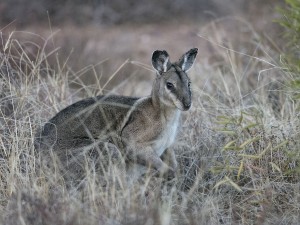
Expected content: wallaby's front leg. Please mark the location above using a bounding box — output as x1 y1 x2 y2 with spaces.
131 149 175 179
161 148 178 171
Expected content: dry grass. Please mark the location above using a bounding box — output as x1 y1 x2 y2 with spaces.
0 21 300 225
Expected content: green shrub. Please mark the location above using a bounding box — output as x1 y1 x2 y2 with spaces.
278 0 300 98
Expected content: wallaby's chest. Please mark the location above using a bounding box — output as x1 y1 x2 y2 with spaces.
153 112 180 156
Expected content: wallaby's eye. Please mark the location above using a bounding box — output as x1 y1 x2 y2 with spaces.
166 82 174 90
188 82 191 88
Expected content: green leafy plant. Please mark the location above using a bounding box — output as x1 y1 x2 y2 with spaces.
213 110 294 190
277 0 300 99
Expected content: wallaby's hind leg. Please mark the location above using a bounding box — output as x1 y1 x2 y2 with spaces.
45 140 123 186
64 139 122 168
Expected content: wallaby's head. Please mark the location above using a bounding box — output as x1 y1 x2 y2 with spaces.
151 48 198 111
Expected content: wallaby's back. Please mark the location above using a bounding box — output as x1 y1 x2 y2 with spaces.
36 95 139 151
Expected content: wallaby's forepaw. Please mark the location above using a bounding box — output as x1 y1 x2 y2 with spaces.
165 168 176 180
157 166 176 180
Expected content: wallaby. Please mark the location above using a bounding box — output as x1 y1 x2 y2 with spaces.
35 48 198 182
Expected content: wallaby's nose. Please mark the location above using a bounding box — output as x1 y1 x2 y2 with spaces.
183 101 191 111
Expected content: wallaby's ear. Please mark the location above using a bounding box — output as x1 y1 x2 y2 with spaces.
152 50 171 73
178 48 198 72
